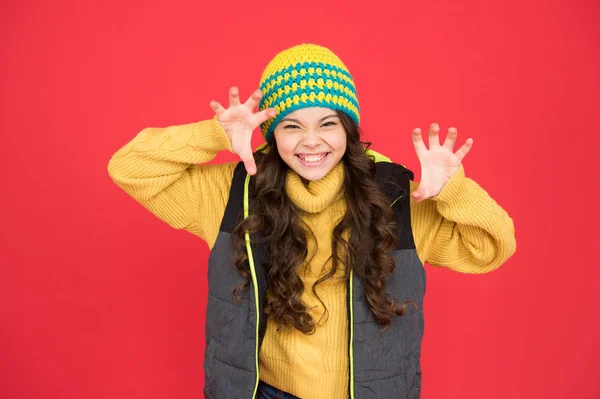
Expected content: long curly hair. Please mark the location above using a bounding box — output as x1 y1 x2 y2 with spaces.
231 110 416 334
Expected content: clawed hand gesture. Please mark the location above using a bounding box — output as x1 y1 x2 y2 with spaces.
410 123 473 202
210 88 474 195
209 87 276 175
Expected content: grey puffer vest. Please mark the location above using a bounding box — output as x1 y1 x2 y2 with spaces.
203 158 426 399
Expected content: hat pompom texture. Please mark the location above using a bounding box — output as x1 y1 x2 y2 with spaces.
258 43 360 142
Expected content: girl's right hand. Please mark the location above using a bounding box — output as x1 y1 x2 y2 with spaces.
209 87 277 175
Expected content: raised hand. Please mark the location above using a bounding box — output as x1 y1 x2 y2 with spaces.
411 123 473 202
209 87 276 175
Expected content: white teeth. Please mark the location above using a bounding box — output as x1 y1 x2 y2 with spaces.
298 154 326 162
303 155 324 162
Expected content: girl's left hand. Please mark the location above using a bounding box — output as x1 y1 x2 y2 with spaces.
411 123 473 202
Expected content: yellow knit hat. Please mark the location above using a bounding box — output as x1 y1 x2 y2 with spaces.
258 43 360 141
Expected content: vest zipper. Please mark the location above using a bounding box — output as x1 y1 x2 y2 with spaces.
244 174 261 399
349 269 355 399
390 192 404 207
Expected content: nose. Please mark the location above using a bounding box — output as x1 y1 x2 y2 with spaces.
302 128 322 147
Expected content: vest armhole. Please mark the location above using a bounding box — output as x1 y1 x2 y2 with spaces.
218 162 247 233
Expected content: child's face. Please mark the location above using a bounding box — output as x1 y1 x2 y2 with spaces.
273 107 347 182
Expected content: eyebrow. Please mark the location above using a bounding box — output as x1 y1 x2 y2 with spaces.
280 114 339 124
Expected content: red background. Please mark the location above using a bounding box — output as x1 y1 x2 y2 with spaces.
1 0 598 398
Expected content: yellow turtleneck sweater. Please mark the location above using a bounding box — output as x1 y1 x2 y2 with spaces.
258 161 349 398
107 116 516 399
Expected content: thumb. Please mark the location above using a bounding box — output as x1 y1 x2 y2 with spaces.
237 146 257 176
412 188 425 202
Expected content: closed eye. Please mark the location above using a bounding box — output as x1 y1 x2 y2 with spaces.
284 122 336 129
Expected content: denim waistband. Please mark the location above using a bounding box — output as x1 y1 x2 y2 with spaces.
257 380 301 399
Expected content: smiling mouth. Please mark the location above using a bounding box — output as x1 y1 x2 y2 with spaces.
296 152 330 162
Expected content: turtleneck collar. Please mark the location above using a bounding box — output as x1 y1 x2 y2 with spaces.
285 161 345 214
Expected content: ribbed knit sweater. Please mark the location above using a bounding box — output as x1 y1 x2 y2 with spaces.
107 115 516 399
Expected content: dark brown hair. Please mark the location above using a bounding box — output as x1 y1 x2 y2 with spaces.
231 110 416 334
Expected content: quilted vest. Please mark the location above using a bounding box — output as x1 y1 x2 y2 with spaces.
203 154 426 399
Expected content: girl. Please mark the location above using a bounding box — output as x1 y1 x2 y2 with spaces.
108 43 516 399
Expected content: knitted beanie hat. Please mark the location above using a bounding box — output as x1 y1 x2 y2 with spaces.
257 43 360 142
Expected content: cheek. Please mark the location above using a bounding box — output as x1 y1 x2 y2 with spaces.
329 132 347 151
275 138 297 159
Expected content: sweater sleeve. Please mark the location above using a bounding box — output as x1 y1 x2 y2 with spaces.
107 114 237 249
409 164 516 274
